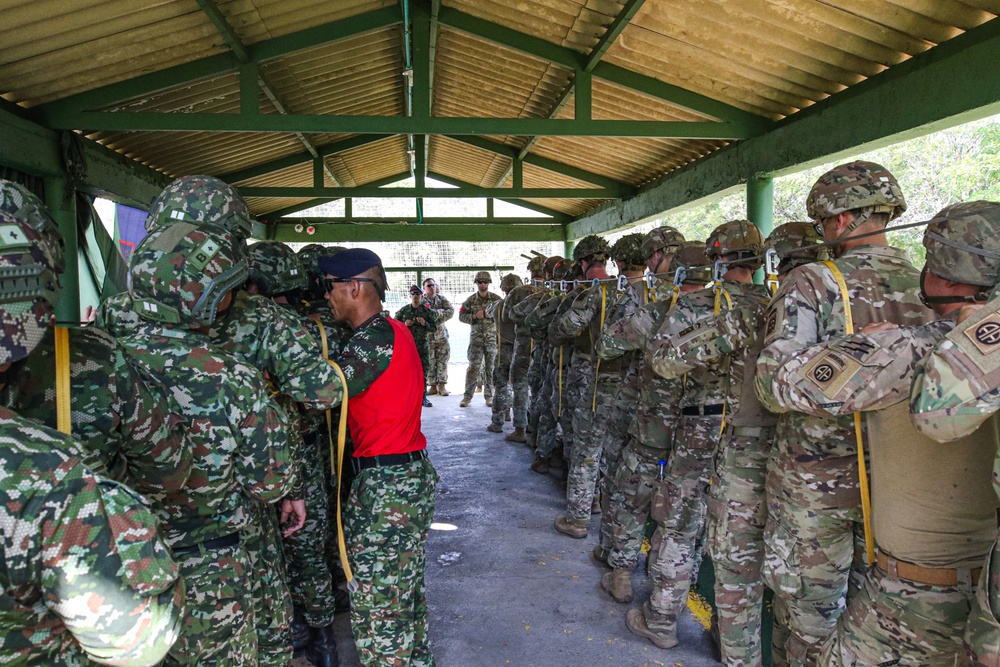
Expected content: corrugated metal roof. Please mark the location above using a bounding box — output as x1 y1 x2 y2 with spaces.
2 0 999 221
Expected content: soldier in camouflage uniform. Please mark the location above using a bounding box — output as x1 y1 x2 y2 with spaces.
397 285 440 408
319 248 439 667
644 222 824 664
754 162 935 666
497 257 544 442
758 202 1000 667
249 240 346 667
516 255 562 449
0 210 185 666
487 273 523 434
422 278 454 396
591 228 684 565
122 221 300 667
596 242 712 605
459 271 502 407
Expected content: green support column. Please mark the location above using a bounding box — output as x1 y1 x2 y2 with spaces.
45 176 80 324
564 239 575 259
748 176 773 284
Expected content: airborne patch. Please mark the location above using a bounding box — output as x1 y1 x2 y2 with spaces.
954 309 1000 372
802 348 861 399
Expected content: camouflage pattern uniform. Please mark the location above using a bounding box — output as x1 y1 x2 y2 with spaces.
488 275 520 431
396 298 440 376
515 288 553 441
425 291 454 387
522 288 566 461
459 274 502 403
0 206 185 666
495 274 537 435
542 271 587 464
123 221 301 667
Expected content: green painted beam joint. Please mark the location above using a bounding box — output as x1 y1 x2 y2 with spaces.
271 223 565 242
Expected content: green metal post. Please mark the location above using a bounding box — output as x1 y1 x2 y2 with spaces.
575 71 592 121
45 176 80 323
564 239 575 259
748 176 773 284
486 198 494 218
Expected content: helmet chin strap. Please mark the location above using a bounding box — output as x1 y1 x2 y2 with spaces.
918 267 989 308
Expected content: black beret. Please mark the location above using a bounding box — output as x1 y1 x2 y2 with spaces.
317 248 382 278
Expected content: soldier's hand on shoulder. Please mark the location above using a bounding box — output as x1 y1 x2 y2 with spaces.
861 322 898 334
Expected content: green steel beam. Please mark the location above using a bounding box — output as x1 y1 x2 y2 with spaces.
583 0 646 72
43 112 748 139
446 135 631 192
273 216 554 225
566 16 1000 240
218 135 386 183
239 185 619 198
46 175 80 323
494 86 575 186
271 223 565 242
423 172 570 220
254 171 414 220
436 6 770 131
194 0 251 62
35 7 403 118
747 177 774 237
423 0 442 180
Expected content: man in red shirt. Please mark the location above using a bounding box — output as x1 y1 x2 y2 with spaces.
319 248 438 667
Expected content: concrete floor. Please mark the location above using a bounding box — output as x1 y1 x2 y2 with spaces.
295 368 721 667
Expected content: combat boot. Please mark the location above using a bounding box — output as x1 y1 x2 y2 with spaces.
460 396 472 407
476 383 484 393
427 384 439 395
625 608 678 649
549 449 564 469
437 383 450 396
591 544 611 568
530 454 549 474
486 423 503 433
291 607 312 654
422 397 433 408
553 514 587 538
601 568 634 603
504 409 511 422
484 396 493 407
306 623 340 667
505 428 526 443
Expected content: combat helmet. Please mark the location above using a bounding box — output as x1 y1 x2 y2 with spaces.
641 226 685 260
247 241 308 296
500 273 524 292
526 255 547 277
0 212 63 365
552 259 582 282
298 243 345 298
474 270 492 284
0 179 66 273
922 201 1000 289
806 161 906 237
765 222 830 275
145 175 256 241
668 241 713 284
706 220 765 269
130 222 248 328
611 233 647 271
542 255 564 279
572 235 611 263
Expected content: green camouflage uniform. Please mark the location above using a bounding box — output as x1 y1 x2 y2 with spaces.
544 283 588 461
651 282 775 665
489 295 518 428
597 284 685 572
459 290 502 400
754 245 934 665
425 293 454 385
337 314 438 667
519 290 561 453
553 280 624 524
396 302 439 379
508 285 545 433
0 406 185 667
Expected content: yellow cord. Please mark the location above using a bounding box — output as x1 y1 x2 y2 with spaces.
821 260 875 567
315 320 354 583
54 326 71 435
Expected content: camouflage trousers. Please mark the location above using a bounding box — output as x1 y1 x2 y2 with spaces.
535 349 574 459
246 501 293 667
642 414 720 636
597 375 640 553
967 538 1000 667
607 438 671 571
819 562 977 666
415 338 432 389
426 336 450 385
464 334 497 399
491 338 531 429
283 420 337 627
166 541 255 667
345 458 438 667
565 372 621 522
563 358 596 462
509 336 531 429
706 429 773 667
763 454 868 667
490 341 515 428
526 340 545 432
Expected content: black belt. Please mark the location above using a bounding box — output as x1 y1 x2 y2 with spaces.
172 532 240 555
352 450 428 474
681 404 725 416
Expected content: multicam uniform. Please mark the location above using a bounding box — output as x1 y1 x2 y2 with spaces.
459 290 502 401
396 301 439 376
521 289 564 459
754 245 933 665
489 294 517 429
492 281 536 433
544 282 588 463
425 292 453 388
650 282 775 665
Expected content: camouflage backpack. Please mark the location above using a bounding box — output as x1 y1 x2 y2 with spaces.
130 222 248 329
0 179 66 273
144 175 256 242
806 161 906 235
611 233 647 270
923 201 1000 288
573 235 611 262
0 213 63 365
765 221 830 275
247 241 308 296
706 219 765 269
641 225 685 260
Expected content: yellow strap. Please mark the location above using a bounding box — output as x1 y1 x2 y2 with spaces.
670 286 680 309
821 260 875 567
315 320 354 583
558 345 564 417
592 283 606 412
712 284 732 316
54 326 71 435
